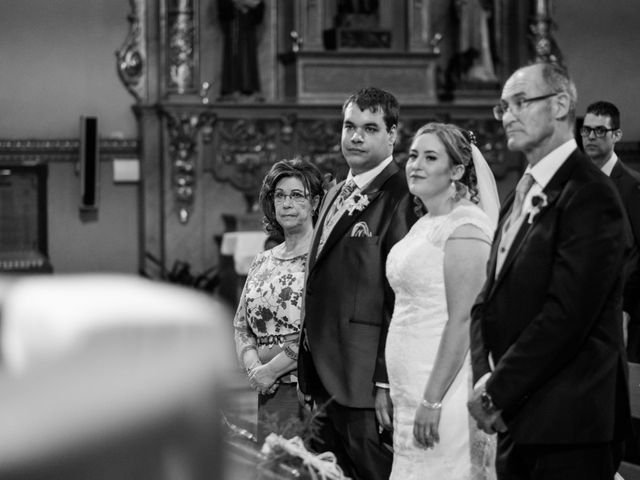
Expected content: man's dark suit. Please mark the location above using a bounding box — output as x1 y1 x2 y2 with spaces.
298 160 416 479
470 150 631 476
610 158 640 465
610 159 640 362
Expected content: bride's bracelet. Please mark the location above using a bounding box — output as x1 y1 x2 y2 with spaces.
421 399 442 410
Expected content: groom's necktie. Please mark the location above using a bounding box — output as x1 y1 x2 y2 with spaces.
317 179 358 256
325 179 358 227
507 173 535 230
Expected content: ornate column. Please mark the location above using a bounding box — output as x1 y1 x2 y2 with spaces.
293 0 325 51
162 109 215 224
163 0 199 95
115 0 147 102
530 0 563 64
407 0 439 53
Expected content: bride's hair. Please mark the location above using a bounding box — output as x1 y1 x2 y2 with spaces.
410 122 479 217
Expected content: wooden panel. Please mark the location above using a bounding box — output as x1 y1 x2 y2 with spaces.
280 51 438 104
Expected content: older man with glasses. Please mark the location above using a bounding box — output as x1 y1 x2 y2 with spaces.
468 62 631 480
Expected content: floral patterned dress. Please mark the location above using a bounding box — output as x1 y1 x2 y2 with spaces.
234 247 307 441
234 248 306 373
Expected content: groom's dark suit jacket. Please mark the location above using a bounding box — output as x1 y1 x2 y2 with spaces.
298 161 416 408
470 149 631 444
610 158 640 362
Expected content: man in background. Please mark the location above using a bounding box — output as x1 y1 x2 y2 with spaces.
582 100 640 466
582 100 640 362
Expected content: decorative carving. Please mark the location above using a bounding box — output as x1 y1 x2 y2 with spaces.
0 138 139 164
530 0 563 65
324 29 391 49
280 114 297 144
199 81 211 104
163 110 215 223
166 0 198 94
296 120 345 180
116 0 146 102
209 119 279 207
289 31 303 52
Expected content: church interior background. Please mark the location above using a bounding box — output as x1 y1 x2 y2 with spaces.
1 2 640 477
0 0 639 289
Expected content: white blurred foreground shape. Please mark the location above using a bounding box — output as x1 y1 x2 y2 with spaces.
0 274 236 480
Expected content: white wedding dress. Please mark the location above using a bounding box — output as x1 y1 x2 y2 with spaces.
386 204 496 480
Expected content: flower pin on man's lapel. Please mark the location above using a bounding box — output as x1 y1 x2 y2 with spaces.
527 192 548 224
345 193 370 215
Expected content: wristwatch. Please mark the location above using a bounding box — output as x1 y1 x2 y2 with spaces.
480 391 497 413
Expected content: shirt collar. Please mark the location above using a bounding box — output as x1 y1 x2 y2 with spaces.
600 152 618 177
525 139 577 189
346 156 394 190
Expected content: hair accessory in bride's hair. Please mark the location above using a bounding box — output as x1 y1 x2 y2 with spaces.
467 130 477 145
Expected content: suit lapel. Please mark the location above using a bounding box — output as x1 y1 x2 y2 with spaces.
308 183 341 270
484 191 515 293
610 159 624 188
487 151 579 300
312 161 399 268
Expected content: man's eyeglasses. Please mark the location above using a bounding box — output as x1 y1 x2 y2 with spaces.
273 190 309 204
493 92 559 121
579 126 616 138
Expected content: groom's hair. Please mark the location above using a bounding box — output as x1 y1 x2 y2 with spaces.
342 87 399 132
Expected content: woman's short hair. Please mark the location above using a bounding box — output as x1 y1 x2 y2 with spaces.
411 122 479 216
258 158 325 237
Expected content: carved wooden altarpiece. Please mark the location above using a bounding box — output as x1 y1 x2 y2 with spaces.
115 0 557 275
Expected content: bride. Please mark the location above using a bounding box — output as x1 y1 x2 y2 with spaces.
385 123 499 479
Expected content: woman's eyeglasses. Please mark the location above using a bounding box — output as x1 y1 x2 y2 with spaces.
273 190 308 204
579 126 616 138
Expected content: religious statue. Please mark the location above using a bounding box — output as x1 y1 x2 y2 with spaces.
218 0 264 101
452 0 498 84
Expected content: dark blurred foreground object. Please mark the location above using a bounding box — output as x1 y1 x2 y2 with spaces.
0 274 237 480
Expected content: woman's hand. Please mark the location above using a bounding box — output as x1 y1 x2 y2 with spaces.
413 404 441 449
248 364 278 394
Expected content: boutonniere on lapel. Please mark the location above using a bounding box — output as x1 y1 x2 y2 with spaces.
527 192 548 224
345 193 370 215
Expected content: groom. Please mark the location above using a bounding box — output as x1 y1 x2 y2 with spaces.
297 87 416 480
468 63 631 479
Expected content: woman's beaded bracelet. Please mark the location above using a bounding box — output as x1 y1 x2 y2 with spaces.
421 399 442 410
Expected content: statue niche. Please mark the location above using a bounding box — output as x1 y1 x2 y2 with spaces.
323 0 391 50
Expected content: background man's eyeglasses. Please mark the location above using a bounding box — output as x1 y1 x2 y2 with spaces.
493 92 559 121
273 191 308 204
579 126 616 138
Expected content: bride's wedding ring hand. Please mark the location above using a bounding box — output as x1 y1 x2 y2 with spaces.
414 404 441 449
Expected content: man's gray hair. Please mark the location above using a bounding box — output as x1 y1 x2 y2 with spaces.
540 62 578 124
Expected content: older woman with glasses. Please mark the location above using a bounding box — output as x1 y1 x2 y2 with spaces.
233 158 324 442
